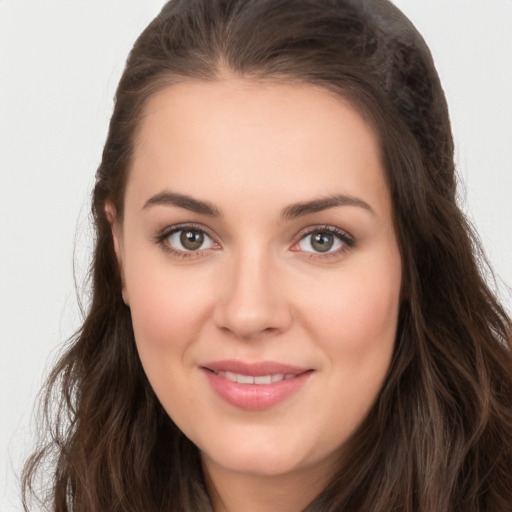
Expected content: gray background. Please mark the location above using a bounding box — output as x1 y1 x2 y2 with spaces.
1 1 511 510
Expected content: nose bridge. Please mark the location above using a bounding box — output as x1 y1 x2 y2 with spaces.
214 242 291 339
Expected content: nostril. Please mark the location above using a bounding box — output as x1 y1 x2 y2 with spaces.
217 322 283 341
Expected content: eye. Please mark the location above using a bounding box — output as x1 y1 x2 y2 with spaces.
169 229 210 251
158 225 219 255
294 226 354 255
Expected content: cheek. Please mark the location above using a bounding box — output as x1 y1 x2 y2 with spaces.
307 270 400 350
304 262 401 433
124 263 215 418
302 249 402 404
124 254 214 356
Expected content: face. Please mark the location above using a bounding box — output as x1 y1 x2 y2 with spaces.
112 79 402 484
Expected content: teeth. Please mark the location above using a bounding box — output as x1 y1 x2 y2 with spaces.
237 374 254 384
224 371 238 382
217 371 290 385
254 375 272 385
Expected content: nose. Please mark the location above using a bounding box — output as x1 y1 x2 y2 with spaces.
213 248 292 340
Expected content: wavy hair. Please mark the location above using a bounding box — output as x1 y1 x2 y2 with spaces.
23 1 512 510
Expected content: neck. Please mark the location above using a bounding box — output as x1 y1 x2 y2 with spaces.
202 454 337 512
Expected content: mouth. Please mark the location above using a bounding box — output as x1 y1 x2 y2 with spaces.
202 359 311 376
201 360 313 410
208 370 300 385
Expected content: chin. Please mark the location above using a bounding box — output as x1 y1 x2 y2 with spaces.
196 423 335 478
204 447 305 477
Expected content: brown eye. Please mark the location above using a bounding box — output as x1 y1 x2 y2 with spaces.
164 227 216 253
311 232 334 252
180 230 204 250
296 228 348 255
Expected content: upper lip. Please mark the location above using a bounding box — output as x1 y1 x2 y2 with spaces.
202 360 311 376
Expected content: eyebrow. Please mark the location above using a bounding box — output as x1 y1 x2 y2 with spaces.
142 191 221 216
142 190 374 219
281 194 375 219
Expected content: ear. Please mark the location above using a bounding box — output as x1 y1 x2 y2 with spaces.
105 202 130 306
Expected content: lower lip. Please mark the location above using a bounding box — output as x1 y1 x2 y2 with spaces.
203 369 312 411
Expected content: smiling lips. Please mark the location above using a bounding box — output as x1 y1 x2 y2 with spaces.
202 360 313 410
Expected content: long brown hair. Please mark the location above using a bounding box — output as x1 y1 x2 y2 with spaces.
23 1 512 510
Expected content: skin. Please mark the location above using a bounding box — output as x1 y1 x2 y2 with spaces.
110 79 402 512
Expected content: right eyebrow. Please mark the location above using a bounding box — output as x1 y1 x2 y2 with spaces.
142 191 221 217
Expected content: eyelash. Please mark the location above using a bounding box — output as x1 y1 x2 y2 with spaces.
291 225 355 259
155 223 355 260
155 223 219 259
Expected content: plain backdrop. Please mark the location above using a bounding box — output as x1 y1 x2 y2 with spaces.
1 1 511 510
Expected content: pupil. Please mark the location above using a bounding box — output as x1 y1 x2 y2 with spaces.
180 230 204 250
312 232 333 252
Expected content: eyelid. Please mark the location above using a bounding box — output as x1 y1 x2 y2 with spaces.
155 222 221 257
290 224 355 257
154 222 354 260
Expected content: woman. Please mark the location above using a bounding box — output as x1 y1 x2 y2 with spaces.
22 0 512 510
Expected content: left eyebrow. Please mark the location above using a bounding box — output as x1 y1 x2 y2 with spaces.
281 194 375 220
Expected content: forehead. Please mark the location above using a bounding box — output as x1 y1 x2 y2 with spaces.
127 79 390 217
